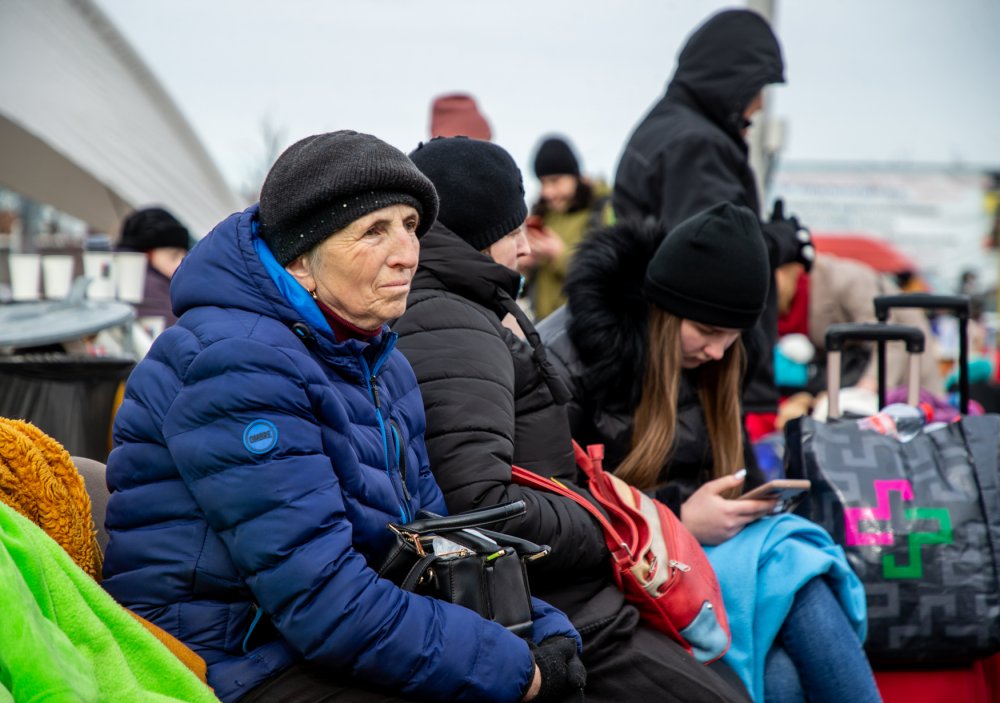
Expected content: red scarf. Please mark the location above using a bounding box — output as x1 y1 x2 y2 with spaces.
778 272 811 337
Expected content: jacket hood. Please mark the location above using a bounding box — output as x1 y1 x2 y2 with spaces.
564 221 666 409
412 221 570 405
666 9 785 137
412 221 522 312
171 204 342 341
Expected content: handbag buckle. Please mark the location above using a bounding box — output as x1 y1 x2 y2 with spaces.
389 523 428 557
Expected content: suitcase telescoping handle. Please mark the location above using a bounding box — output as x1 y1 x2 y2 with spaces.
873 294 971 414
825 323 925 419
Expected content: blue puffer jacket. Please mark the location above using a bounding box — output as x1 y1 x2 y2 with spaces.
102 205 549 703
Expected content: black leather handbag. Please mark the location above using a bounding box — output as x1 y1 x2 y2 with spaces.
378 500 549 637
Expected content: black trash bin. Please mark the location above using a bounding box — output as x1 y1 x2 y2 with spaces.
0 354 135 462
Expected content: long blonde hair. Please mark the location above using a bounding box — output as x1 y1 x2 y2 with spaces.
615 309 745 497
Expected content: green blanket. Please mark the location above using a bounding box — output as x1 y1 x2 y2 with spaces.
0 503 219 702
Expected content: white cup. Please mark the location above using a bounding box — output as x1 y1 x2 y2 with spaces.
83 251 116 300
8 253 41 301
41 255 75 299
115 252 147 303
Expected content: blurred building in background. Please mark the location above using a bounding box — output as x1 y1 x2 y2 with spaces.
0 0 239 292
770 163 997 298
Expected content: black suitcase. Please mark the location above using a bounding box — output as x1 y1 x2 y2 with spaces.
786 304 1000 664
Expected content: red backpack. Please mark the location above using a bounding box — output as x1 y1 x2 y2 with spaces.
512 442 731 662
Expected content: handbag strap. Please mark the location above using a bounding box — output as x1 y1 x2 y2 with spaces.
474 527 551 560
572 441 605 480
400 552 440 591
391 500 527 536
511 463 633 565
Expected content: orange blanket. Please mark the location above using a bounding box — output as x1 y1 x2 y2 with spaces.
0 418 208 683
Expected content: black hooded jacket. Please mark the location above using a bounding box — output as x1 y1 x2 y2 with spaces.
612 9 786 414
536 221 765 515
613 9 784 227
392 222 623 625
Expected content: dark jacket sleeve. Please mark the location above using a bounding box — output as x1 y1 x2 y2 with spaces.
394 295 608 577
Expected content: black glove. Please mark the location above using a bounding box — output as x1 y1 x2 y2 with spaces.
531 636 587 702
763 198 815 272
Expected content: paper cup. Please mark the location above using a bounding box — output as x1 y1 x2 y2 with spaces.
9 253 41 301
115 252 147 303
41 255 75 299
83 251 116 300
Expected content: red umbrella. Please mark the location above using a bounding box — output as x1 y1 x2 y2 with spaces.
811 234 918 273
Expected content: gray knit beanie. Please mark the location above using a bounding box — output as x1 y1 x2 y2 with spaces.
258 130 439 265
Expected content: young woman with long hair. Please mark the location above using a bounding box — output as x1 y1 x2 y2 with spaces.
539 202 881 703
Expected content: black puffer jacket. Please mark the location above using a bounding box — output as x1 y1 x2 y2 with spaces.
536 221 764 515
612 9 787 414
393 223 622 625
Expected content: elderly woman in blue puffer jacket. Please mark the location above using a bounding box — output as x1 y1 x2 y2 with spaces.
102 131 583 703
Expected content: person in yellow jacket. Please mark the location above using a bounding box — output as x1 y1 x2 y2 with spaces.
524 136 614 321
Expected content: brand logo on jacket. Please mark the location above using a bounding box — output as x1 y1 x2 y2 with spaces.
243 419 278 454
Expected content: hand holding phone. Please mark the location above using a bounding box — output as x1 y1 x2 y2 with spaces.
739 479 811 514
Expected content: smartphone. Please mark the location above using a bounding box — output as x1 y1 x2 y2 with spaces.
739 479 811 513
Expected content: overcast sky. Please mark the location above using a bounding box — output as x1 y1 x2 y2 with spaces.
93 0 1000 202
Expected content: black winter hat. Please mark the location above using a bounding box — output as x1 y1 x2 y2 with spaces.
533 137 580 178
642 202 769 329
409 137 527 251
258 130 439 266
118 207 190 252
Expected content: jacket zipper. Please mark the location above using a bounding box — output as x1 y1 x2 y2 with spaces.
389 419 411 504
359 337 412 523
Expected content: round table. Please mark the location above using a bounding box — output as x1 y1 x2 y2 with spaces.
0 299 135 350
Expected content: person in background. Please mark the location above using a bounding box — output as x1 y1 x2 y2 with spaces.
612 9 815 440
539 203 879 703
958 268 981 298
524 136 614 321
774 253 944 399
102 130 583 703
116 206 191 327
394 136 752 703
428 93 492 140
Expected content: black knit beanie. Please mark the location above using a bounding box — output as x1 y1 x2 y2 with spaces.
533 137 580 178
642 202 769 329
118 207 191 252
409 137 527 251
258 130 439 266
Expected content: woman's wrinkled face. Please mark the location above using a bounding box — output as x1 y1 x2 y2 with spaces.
539 174 578 214
486 225 531 272
286 204 420 330
679 320 741 369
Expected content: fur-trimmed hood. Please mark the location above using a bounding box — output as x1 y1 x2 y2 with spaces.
562 220 666 411
538 221 764 507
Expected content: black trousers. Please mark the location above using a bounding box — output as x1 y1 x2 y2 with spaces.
239 606 749 703
236 663 585 703
238 665 416 703
579 604 752 703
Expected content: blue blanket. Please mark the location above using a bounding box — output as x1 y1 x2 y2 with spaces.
705 514 867 701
